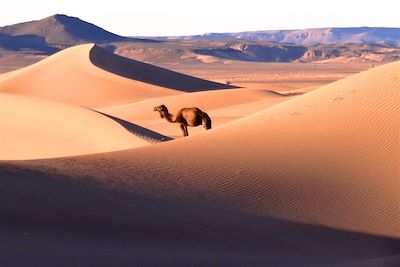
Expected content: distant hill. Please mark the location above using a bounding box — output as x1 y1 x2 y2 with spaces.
193 42 307 62
113 39 400 64
160 27 400 45
0 14 151 51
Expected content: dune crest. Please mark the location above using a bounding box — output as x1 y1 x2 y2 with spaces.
0 44 186 107
89 45 235 92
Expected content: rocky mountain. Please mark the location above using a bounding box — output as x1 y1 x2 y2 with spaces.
160 27 400 46
297 43 400 63
112 39 400 65
193 42 307 62
0 14 150 52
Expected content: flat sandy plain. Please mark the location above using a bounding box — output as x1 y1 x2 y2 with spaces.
0 44 399 266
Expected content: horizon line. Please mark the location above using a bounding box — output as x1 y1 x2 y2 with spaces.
1 13 400 38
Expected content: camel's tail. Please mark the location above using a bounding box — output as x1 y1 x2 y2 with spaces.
201 111 212 130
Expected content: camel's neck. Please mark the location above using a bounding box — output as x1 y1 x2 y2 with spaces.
163 112 175 123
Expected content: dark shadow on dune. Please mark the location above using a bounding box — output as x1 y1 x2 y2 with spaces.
0 163 399 266
89 45 238 92
93 110 172 143
267 89 304 97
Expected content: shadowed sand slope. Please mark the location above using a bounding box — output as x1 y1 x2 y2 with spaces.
94 110 173 143
1 163 399 267
0 94 149 160
90 45 236 92
1 62 399 265
0 44 184 107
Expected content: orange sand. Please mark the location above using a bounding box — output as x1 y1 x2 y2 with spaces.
0 44 398 265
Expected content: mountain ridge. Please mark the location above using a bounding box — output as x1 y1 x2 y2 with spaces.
0 15 398 69
0 14 153 51
149 27 400 45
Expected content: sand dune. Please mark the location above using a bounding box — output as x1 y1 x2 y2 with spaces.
176 60 399 238
1 62 399 265
44 61 400 235
127 60 398 238
0 93 149 160
79 61 399 238
0 44 231 107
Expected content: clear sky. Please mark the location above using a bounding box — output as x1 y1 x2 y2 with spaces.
1 0 399 36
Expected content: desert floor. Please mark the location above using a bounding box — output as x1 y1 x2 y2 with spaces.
0 44 399 266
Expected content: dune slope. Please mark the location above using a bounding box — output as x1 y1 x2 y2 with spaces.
0 93 149 160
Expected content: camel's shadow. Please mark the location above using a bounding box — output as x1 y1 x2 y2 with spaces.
94 110 173 143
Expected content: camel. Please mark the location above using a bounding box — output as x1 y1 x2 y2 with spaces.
153 105 212 137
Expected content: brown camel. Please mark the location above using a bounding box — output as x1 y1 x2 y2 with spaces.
153 105 212 137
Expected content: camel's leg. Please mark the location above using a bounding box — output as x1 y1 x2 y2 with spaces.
184 125 189 136
180 123 188 137
202 113 212 131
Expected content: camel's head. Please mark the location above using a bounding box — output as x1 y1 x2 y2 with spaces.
153 105 169 118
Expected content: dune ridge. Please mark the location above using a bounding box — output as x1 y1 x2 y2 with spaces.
89 45 236 92
0 44 231 107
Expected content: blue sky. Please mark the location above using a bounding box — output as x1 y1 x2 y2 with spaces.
2 0 399 36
